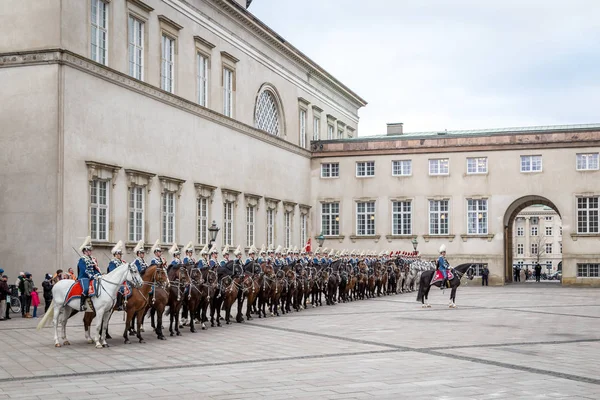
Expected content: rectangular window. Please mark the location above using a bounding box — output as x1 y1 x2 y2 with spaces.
90 180 109 241
577 263 600 277
91 0 108 65
356 161 375 177
246 206 255 247
299 109 307 148
356 202 375 236
531 226 538 236
128 186 144 242
545 216 553 221
321 163 339 178
520 155 542 172
313 117 320 140
223 67 233 117
392 201 411 235
576 153 599 171
545 243 552 254
128 16 144 80
429 200 449 235
531 243 538 255
300 214 307 248
223 202 234 245
161 34 175 93
467 199 488 234
161 192 175 243
197 197 208 244
517 243 524 255
429 159 449 175
337 128 344 139
545 226 552 236
321 202 340 236
284 212 292 248
197 53 209 106
327 124 334 140
467 157 488 174
577 197 599 233
266 209 275 246
546 261 552 270
560 242 562 254
392 160 412 176
517 227 524 236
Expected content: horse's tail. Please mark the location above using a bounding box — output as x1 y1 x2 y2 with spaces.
36 301 54 330
416 273 427 302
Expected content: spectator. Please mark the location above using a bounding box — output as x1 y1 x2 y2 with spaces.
481 265 489 286
3 274 9 320
67 268 76 280
23 272 34 318
17 272 25 318
42 274 53 313
535 263 542 282
0 272 8 321
52 269 65 284
525 267 530 281
31 287 40 318
513 266 521 282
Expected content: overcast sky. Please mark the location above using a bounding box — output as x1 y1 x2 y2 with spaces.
249 0 600 136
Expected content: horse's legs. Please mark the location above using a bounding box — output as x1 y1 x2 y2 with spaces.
156 307 166 340
189 302 196 333
169 307 175 336
150 308 156 330
52 304 62 347
100 311 111 347
61 308 72 346
136 310 145 343
123 309 132 344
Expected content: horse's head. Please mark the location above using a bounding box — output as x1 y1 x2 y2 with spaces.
126 263 144 288
190 267 203 283
155 265 170 288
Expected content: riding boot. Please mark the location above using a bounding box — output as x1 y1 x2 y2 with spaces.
80 296 86 311
440 278 447 290
116 293 123 311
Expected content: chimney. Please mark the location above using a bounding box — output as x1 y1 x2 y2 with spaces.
386 123 403 136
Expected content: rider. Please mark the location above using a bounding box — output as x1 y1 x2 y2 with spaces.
219 245 231 268
132 240 147 275
183 242 196 266
196 244 209 269
257 245 267 265
107 241 125 273
150 240 166 269
438 244 450 289
209 245 219 269
77 236 101 311
168 244 182 273
245 245 257 267
233 245 243 275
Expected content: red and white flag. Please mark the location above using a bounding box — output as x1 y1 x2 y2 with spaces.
304 238 312 253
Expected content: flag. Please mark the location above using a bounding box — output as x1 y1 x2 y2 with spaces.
304 238 312 253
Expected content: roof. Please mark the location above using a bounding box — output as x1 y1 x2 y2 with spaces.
321 123 600 143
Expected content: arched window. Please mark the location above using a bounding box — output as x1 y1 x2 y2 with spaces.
254 85 283 136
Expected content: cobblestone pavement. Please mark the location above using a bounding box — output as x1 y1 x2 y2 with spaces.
2 283 600 399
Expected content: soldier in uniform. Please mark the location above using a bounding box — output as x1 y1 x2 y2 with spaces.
183 242 196 266
233 245 243 275
220 245 231 268
132 240 148 275
438 244 450 289
196 244 209 269
245 245 257 267
150 240 166 270
76 236 101 311
284 247 293 266
209 245 219 269
313 248 322 267
107 240 125 273
257 245 267 265
168 244 182 273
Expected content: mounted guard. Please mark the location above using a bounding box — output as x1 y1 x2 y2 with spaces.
150 240 166 268
133 240 147 275
197 244 209 269
77 236 101 312
168 243 182 273
209 244 219 269
438 244 450 289
107 240 125 273
183 242 196 266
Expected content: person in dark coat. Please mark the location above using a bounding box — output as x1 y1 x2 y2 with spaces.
481 265 489 286
42 274 53 313
0 273 9 321
535 263 542 282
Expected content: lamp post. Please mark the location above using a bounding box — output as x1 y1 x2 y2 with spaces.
208 220 220 250
412 237 419 254
316 232 325 248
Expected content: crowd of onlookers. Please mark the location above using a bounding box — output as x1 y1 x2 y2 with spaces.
0 268 78 320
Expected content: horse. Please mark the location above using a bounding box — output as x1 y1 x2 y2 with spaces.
416 263 475 308
143 264 171 340
37 263 143 348
182 265 209 332
241 267 261 321
167 264 191 337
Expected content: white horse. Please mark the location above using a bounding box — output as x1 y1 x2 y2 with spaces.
37 263 143 348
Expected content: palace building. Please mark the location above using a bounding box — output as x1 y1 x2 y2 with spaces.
1 0 599 286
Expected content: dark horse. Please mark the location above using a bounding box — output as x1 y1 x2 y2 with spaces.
416 263 474 308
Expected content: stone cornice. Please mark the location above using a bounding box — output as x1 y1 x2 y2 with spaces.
220 51 240 63
158 15 184 31
127 0 154 12
0 50 311 159
194 35 216 49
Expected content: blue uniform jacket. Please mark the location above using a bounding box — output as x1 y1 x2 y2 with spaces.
209 259 218 269
77 256 100 280
183 257 195 265
107 258 124 273
196 259 208 269
134 257 148 274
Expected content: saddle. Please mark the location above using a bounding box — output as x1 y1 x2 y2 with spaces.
118 281 133 300
64 280 101 306
431 270 454 286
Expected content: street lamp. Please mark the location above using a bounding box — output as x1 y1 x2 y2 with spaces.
208 220 220 248
412 237 419 253
316 232 325 247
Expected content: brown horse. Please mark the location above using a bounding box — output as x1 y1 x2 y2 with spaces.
167 264 190 337
220 273 244 324
182 266 210 332
242 271 260 321
143 265 170 340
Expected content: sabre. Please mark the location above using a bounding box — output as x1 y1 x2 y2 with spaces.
71 246 82 258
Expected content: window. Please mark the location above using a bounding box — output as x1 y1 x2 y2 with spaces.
299 109 307 148
577 263 600 277
91 0 108 65
128 186 144 242
545 216 553 221
520 155 542 172
517 227 524 236
266 209 275 246
559 242 562 254
161 192 175 243
128 16 144 80
255 89 281 136
546 261 552 270
545 243 552 254
337 128 344 139
197 53 209 106
545 226 552 236
321 203 340 236
356 202 375 236
327 124 334 140
429 200 449 235
284 212 292 248
161 34 175 93
472 263 488 277
576 153 599 171
223 67 234 117
531 217 539 225
321 163 339 178
197 197 208 244
531 243 538 255
429 159 449 175
467 199 488 234
356 161 375 177
517 243 524 255
531 226 538 236
90 180 109 241
300 214 307 248
577 197 599 233
392 201 411 235
246 206 255 247
560 226 563 235
467 157 487 174
313 117 320 140
392 160 412 176
223 202 234 245
517 261 524 268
